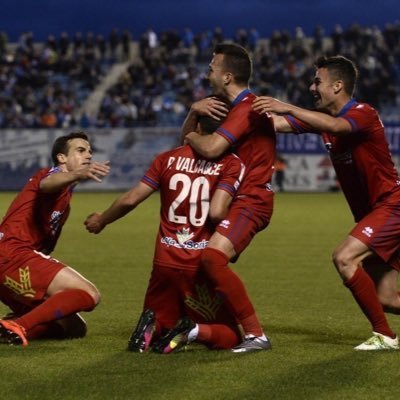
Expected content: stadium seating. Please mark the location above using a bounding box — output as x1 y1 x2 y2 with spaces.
0 23 399 129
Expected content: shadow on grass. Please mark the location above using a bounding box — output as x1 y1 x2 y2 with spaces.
4 338 394 400
3 323 398 400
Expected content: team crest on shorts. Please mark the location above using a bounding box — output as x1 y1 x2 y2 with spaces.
362 226 374 238
219 219 230 229
3 266 36 298
184 284 222 320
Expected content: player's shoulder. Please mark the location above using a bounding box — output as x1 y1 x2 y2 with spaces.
29 167 55 181
345 101 381 125
241 91 257 102
348 101 377 116
235 93 254 109
230 89 254 109
220 152 244 168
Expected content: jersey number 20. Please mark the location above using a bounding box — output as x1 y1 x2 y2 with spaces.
168 173 210 227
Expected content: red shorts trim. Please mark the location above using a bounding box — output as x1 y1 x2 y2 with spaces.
0 249 65 309
350 200 400 271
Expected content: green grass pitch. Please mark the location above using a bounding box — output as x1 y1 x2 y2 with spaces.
1 191 400 400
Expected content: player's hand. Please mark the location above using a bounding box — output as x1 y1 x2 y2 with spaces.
84 212 105 234
191 97 229 120
79 161 111 183
252 96 291 114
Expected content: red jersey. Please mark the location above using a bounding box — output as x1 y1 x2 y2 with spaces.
286 99 400 221
216 89 276 207
141 145 245 270
0 167 72 255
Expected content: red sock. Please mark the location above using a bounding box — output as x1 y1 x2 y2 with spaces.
15 289 96 331
345 268 395 338
26 322 64 340
202 247 263 336
197 323 241 349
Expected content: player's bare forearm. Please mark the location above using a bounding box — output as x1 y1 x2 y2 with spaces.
185 131 229 159
85 200 133 234
85 183 154 233
288 107 351 135
40 171 78 193
209 190 233 224
40 161 111 193
253 96 351 135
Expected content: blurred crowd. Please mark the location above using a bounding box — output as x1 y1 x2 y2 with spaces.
0 22 399 129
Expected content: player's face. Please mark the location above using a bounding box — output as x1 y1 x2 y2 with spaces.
309 68 337 112
64 138 93 171
207 54 226 96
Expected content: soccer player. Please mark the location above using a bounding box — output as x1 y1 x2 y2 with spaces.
0 132 110 346
84 113 246 353
182 42 276 352
253 55 400 350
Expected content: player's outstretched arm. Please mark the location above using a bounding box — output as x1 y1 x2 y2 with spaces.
40 161 111 193
185 131 230 159
253 96 351 135
84 182 154 234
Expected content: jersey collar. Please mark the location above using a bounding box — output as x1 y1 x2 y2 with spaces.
232 88 252 107
337 98 357 117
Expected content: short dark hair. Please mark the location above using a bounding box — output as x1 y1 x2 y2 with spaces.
214 42 252 85
51 132 89 165
198 115 222 134
315 55 358 96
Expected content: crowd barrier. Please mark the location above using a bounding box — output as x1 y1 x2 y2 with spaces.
1 123 400 192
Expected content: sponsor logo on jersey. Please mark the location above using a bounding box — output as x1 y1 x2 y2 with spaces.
184 283 223 320
50 210 64 235
176 227 195 245
3 266 36 298
0 232 3 241
161 236 208 250
362 226 374 237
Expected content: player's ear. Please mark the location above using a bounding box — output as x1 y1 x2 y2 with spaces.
224 72 233 85
196 121 203 135
333 80 343 94
56 153 67 164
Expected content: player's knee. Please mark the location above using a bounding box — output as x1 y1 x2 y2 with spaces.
332 248 356 278
77 283 101 308
332 248 343 269
87 286 101 306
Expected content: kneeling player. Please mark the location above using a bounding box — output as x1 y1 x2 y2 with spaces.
85 110 245 353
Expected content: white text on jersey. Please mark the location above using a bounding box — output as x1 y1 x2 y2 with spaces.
168 156 223 176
